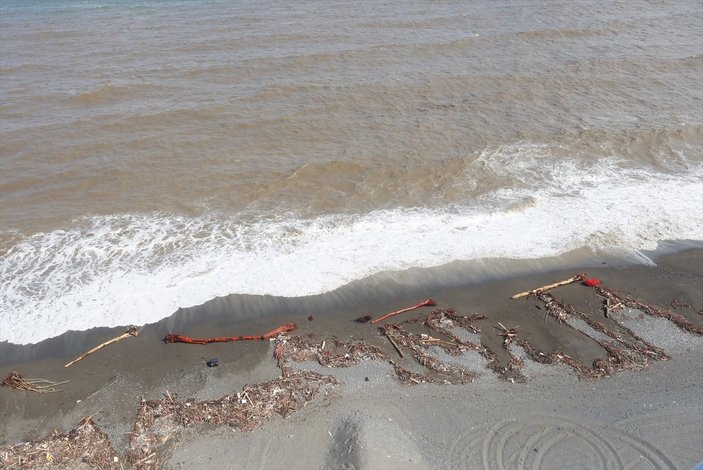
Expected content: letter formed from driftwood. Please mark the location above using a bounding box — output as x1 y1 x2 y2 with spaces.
64 326 140 368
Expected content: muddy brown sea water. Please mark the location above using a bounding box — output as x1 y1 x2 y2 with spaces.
1 0 701 346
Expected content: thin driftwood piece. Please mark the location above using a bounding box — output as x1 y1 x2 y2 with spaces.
368 299 437 324
163 322 297 344
510 274 586 299
382 329 404 358
65 326 139 368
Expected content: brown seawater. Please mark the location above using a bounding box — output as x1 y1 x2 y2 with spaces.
1 0 701 343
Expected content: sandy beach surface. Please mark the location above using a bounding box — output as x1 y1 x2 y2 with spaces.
1 248 702 469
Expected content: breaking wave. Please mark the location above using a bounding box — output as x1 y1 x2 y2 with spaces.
1 158 701 344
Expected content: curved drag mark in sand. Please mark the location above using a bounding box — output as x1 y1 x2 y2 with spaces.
478 414 675 470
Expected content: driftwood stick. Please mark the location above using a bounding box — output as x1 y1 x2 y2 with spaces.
163 322 297 345
370 299 437 324
384 332 404 358
65 326 140 368
510 274 586 300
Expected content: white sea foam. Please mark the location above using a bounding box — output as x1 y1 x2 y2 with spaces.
1 159 702 344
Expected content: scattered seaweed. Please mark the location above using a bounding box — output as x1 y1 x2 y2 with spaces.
0 417 119 469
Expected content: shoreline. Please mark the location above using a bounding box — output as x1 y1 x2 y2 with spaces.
2 239 700 362
1 247 702 468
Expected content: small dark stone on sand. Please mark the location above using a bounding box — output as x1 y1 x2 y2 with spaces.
308 315 314 321
364 377 369 382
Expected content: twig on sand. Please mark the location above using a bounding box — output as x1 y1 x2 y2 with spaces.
365 299 437 324
163 322 297 344
65 326 140 368
382 330 404 358
670 300 692 310
510 274 586 299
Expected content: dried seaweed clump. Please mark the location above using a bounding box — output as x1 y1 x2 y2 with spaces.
273 334 386 372
0 417 119 469
127 370 338 469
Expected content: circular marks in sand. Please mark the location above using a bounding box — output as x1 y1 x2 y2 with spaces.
449 414 676 470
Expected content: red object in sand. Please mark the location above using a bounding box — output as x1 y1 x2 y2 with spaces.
163 322 297 344
370 299 437 324
582 278 601 287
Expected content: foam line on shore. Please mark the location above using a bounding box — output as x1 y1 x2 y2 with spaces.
1 163 701 344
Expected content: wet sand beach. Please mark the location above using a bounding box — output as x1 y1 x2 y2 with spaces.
1 248 701 469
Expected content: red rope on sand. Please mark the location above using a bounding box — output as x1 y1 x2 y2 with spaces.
163 322 297 344
370 299 437 324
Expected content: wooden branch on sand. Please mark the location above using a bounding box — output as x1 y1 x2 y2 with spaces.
366 299 437 324
382 331 404 358
163 322 297 345
510 274 586 300
65 326 140 368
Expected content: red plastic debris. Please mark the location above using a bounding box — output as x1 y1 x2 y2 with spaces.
582 278 601 287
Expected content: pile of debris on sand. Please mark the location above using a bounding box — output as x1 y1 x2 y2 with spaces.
1 417 120 470
126 370 339 469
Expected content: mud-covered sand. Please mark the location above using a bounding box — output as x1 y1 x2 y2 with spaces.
1 248 702 469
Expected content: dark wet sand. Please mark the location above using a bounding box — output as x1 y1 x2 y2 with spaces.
1 248 701 467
